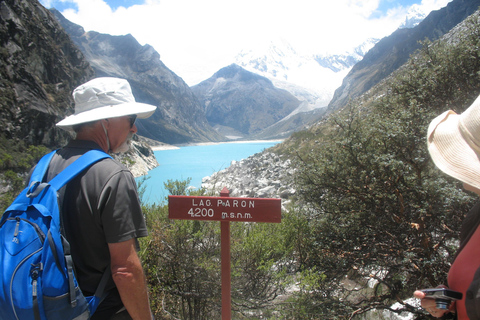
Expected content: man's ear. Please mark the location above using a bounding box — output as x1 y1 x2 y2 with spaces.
101 118 110 129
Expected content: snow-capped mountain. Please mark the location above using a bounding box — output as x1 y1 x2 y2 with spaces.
234 38 378 110
232 4 428 114
314 39 378 72
400 4 428 29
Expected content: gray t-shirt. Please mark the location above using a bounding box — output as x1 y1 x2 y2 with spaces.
45 140 147 297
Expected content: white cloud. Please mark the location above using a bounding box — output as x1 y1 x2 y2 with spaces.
419 0 452 13
42 0 452 85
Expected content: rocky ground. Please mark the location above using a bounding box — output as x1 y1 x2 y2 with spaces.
116 138 160 177
201 150 296 207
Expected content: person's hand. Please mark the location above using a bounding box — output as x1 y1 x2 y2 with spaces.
414 286 452 318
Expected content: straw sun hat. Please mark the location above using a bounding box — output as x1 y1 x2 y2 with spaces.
428 94 480 189
56 77 157 131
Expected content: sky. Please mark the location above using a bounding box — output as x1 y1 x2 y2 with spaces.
39 0 453 86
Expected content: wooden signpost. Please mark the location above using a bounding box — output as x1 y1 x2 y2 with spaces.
168 187 281 320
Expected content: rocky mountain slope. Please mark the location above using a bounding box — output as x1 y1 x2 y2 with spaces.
327 0 480 113
0 0 92 149
191 64 301 139
202 151 295 207
0 0 159 185
51 9 224 144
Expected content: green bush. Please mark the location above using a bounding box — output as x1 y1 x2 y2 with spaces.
292 12 480 319
140 179 296 319
0 134 49 211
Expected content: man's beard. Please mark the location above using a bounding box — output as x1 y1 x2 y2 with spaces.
113 133 133 153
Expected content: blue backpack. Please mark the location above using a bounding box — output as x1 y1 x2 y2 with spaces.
0 149 112 320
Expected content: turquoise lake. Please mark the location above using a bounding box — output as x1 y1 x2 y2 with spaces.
138 141 281 205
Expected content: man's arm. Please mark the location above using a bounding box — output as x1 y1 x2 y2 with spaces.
108 239 152 320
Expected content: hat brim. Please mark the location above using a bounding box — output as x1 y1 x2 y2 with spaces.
428 110 480 189
56 102 156 131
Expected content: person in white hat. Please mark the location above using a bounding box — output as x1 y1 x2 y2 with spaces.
414 94 480 320
57 76 157 153
49 77 156 319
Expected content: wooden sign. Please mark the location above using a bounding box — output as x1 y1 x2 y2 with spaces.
168 188 282 320
168 195 281 223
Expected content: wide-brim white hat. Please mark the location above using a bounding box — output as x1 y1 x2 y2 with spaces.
427 94 480 189
57 77 157 131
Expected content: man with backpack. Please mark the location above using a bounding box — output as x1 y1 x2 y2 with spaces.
49 77 156 319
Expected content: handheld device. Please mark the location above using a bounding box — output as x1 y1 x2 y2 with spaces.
421 288 463 310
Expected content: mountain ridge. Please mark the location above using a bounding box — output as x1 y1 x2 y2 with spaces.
191 64 301 139
327 0 480 113
51 9 224 144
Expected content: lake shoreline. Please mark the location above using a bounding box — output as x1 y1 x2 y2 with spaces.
151 139 284 151
139 140 283 204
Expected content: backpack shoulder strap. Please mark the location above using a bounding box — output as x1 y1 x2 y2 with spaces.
48 150 112 190
29 150 57 185
49 149 112 309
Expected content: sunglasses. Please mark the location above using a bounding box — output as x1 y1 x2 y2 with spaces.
128 115 137 128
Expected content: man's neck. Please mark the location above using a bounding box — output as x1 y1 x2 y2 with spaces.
75 122 109 153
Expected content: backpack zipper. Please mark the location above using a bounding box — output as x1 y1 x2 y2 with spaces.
5 217 46 320
10 247 43 320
